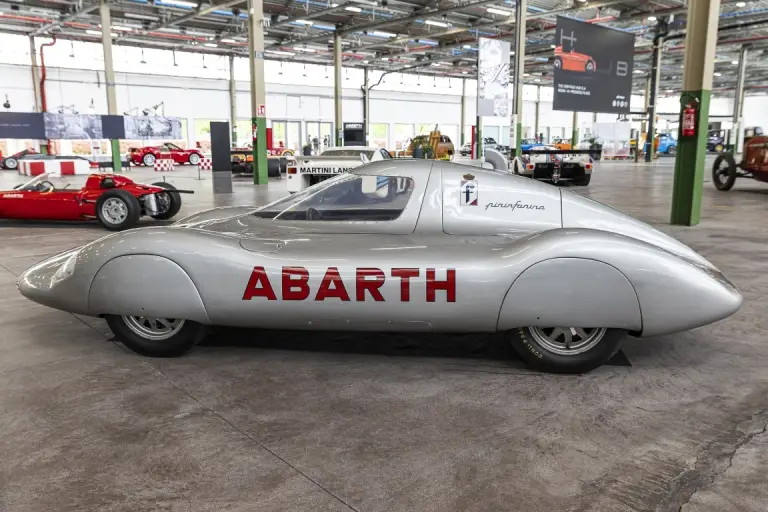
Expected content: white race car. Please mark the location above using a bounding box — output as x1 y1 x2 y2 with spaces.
512 146 594 186
286 146 392 193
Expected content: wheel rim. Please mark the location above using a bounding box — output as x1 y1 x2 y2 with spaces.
101 198 128 225
554 60 561 69
144 154 155 165
189 154 200 164
6 158 17 169
528 327 607 355
123 316 185 341
714 160 730 184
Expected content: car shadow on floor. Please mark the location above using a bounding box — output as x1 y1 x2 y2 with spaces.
200 328 632 368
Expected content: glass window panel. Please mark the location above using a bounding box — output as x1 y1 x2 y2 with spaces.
370 124 388 148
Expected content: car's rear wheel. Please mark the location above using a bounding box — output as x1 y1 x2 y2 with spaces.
149 181 182 220
96 190 141 230
554 57 562 70
712 153 738 191
509 326 626 373
188 153 201 165
574 174 591 186
4 157 18 170
142 153 156 166
667 145 677 156
105 315 205 357
586 61 595 72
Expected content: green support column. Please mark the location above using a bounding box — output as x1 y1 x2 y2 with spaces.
572 111 578 146
334 32 343 146
99 0 122 171
732 45 748 154
512 0 526 157
229 55 237 147
534 86 540 141
460 79 466 146
248 0 267 184
670 0 721 226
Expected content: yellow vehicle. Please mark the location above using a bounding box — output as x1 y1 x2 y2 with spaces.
401 132 455 159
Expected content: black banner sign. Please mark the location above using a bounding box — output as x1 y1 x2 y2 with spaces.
0 112 45 139
553 17 635 114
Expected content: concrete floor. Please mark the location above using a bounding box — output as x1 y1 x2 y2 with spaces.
1 159 767 512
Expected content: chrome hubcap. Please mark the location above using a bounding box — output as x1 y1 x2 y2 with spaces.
101 198 128 224
528 327 607 356
123 316 185 341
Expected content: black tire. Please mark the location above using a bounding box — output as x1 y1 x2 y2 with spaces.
712 153 737 191
554 57 563 70
142 152 156 166
4 157 18 170
188 152 201 165
149 182 182 220
586 60 595 72
509 327 626 374
96 189 141 231
575 174 592 186
105 315 206 357
667 145 677 156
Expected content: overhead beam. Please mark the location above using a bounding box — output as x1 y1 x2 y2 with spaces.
31 4 101 36
272 3 350 29
152 0 244 31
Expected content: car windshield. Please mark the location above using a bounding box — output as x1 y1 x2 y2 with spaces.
15 172 87 192
320 149 374 158
253 173 415 222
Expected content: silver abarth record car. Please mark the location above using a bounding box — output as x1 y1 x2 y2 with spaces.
18 160 742 373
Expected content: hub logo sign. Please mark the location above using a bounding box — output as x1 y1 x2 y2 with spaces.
552 16 635 114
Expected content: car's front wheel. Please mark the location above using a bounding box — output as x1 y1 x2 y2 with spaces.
96 190 141 230
667 145 677 156
142 153 156 166
188 152 201 165
509 326 626 373
106 315 206 357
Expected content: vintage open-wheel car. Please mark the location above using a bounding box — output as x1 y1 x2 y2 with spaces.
712 129 768 191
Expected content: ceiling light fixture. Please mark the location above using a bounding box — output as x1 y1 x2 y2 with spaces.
363 59 369 64
462 70 468 74
534 78 541 82
345 6 362 12
204 43 218 48
633 69 644 73
294 19 314 25
293 46 317 52
736 1 746 6
220 38 237 44
550 44 556 48
425 19 449 27
112 25 133 32
268 50 296 56
486 7 512 16
372 30 396 37
647 16 657 22
731 60 739 64
159 0 198 7
0 11 4 16
714 72 722 76
462 44 471 49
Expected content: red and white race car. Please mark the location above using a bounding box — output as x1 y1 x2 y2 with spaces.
128 143 203 167
0 172 193 230
0 149 38 170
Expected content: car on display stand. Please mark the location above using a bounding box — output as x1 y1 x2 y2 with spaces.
512 146 594 186
0 172 192 230
712 130 768 191
287 146 391 193
17 159 741 374
0 149 38 170
128 142 204 167
520 139 544 151
657 133 677 155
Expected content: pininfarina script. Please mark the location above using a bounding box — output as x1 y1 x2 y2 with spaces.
485 201 545 211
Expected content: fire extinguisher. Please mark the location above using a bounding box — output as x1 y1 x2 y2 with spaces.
682 102 697 137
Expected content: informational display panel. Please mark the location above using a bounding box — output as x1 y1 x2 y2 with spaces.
0 112 181 140
553 16 634 114
477 37 510 118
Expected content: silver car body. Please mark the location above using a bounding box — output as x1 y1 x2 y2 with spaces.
18 160 741 338
512 146 593 180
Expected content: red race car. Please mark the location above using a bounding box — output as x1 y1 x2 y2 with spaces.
0 149 38 170
554 46 596 73
128 143 203 167
0 172 193 231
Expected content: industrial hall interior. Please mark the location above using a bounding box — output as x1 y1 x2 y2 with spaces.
2 0 768 510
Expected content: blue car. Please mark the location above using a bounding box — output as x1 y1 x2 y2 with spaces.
657 133 677 155
520 138 544 151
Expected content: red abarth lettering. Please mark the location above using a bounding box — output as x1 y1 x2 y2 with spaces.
356 268 386 301
282 266 310 300
426 269 456 303
315 267 351 301
242 266 278 300
391 268 420 302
